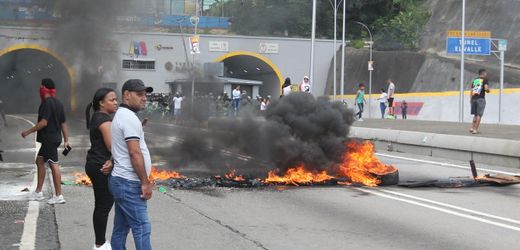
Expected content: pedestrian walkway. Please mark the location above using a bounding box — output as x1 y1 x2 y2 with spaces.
353 119 519 141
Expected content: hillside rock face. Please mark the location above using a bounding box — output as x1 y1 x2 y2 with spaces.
325 0 520 95
421 0 520 65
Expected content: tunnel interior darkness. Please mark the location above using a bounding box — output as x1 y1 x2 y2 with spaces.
221 55 280 97
0 49 70 113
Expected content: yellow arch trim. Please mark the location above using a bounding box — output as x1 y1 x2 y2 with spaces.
0 44 77 111
213 51 284 88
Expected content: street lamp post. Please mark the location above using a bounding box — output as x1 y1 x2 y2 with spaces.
354 21 373 119
310 0 317 94
340 0 346 102
328 0 343 101
459 0 466 122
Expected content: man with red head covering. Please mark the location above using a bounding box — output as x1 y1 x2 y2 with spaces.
21 78 70 204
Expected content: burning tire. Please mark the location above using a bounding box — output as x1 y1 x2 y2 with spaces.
374 169 399 186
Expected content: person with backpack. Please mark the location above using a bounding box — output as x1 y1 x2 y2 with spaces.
470 69 490 134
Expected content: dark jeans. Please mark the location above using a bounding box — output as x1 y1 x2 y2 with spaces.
356 103 364 119
86 163 114 246
232 98 240 115
402 111 407 120
108 175 152 250
380 103 386 119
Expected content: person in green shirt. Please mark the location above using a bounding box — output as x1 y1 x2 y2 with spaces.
355 83 367 121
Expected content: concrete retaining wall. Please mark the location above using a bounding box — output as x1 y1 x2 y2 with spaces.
351 127 520 169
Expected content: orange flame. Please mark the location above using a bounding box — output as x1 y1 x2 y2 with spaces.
150 167 185 181
74 172 92 186
224 169 246 181
338 140 397 187
264 165 334 186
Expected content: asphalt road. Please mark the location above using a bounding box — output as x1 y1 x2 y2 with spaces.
1 115 519 250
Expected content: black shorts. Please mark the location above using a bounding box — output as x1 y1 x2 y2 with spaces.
388 98 395 107
38 142 61 164
471 98 486 117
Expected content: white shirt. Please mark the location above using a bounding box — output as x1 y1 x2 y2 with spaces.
378 93 388 103
172 96 183 109
232 89 241 99
283 86 292 96
111 106 152 182
260 102 267 111
388 82 395 97
300 82 311 93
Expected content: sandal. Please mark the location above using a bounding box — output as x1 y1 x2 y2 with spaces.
471 130 479 134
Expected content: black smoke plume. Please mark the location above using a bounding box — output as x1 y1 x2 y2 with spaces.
174 93 355 175
50 0 127 109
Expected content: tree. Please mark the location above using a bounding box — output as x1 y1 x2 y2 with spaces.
209 0 430 48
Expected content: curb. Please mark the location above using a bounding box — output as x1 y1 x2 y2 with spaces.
350 127 520 169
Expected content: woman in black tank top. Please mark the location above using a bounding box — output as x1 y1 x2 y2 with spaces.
85 88 118 250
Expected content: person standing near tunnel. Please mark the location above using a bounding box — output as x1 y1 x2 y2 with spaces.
21 78 69 204
232 85 241 116
85 88 118 250
299 76 311 93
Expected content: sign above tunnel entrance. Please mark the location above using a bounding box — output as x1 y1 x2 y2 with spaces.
446 30 491 56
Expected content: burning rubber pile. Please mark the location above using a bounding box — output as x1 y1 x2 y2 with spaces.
75 93 398 188
74 141 397 188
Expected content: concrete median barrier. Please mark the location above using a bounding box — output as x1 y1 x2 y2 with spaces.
351 126 520 169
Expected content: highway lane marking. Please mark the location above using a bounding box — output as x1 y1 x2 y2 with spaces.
356 187 520 232
9 115 39 250
377 189 520 226
376 153 520 176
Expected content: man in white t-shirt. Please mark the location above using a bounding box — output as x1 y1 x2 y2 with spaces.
109 79 153 250
172 93 183 123
232 85 241 116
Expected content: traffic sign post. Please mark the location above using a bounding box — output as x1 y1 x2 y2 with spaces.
446 30 492 123
491 38 508 123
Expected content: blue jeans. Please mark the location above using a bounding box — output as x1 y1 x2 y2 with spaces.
380 103 387 119
108 175 151 250
232 98 240 115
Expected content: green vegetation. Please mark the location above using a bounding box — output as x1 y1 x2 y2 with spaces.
207 0 431 49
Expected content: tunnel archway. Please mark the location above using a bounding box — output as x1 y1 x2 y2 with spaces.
0 44 75 113
214 51 283 97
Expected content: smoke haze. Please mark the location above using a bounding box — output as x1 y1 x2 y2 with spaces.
51 0 127 108
174 93 355 175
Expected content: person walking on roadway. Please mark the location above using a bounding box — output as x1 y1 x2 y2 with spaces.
378 89 388 119
85 88 118 250
232 85 241 116
355 83 367 121
21 78 70 204
109 79 154 250
387 79 396 118
470 69 490 134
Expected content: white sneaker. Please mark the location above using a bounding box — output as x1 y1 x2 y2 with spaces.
47 195 66 205
358 118 364 122
92 242 111 250
29 191 44 201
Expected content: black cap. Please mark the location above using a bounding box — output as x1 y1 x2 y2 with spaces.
122 79 153 94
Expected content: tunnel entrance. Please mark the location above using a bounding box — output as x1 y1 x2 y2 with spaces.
0 47 72 113
215 51 283 98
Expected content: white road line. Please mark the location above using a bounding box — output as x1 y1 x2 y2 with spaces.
377 189 520 226
376 153 520 176
356 187 520 232
9 115 40 250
